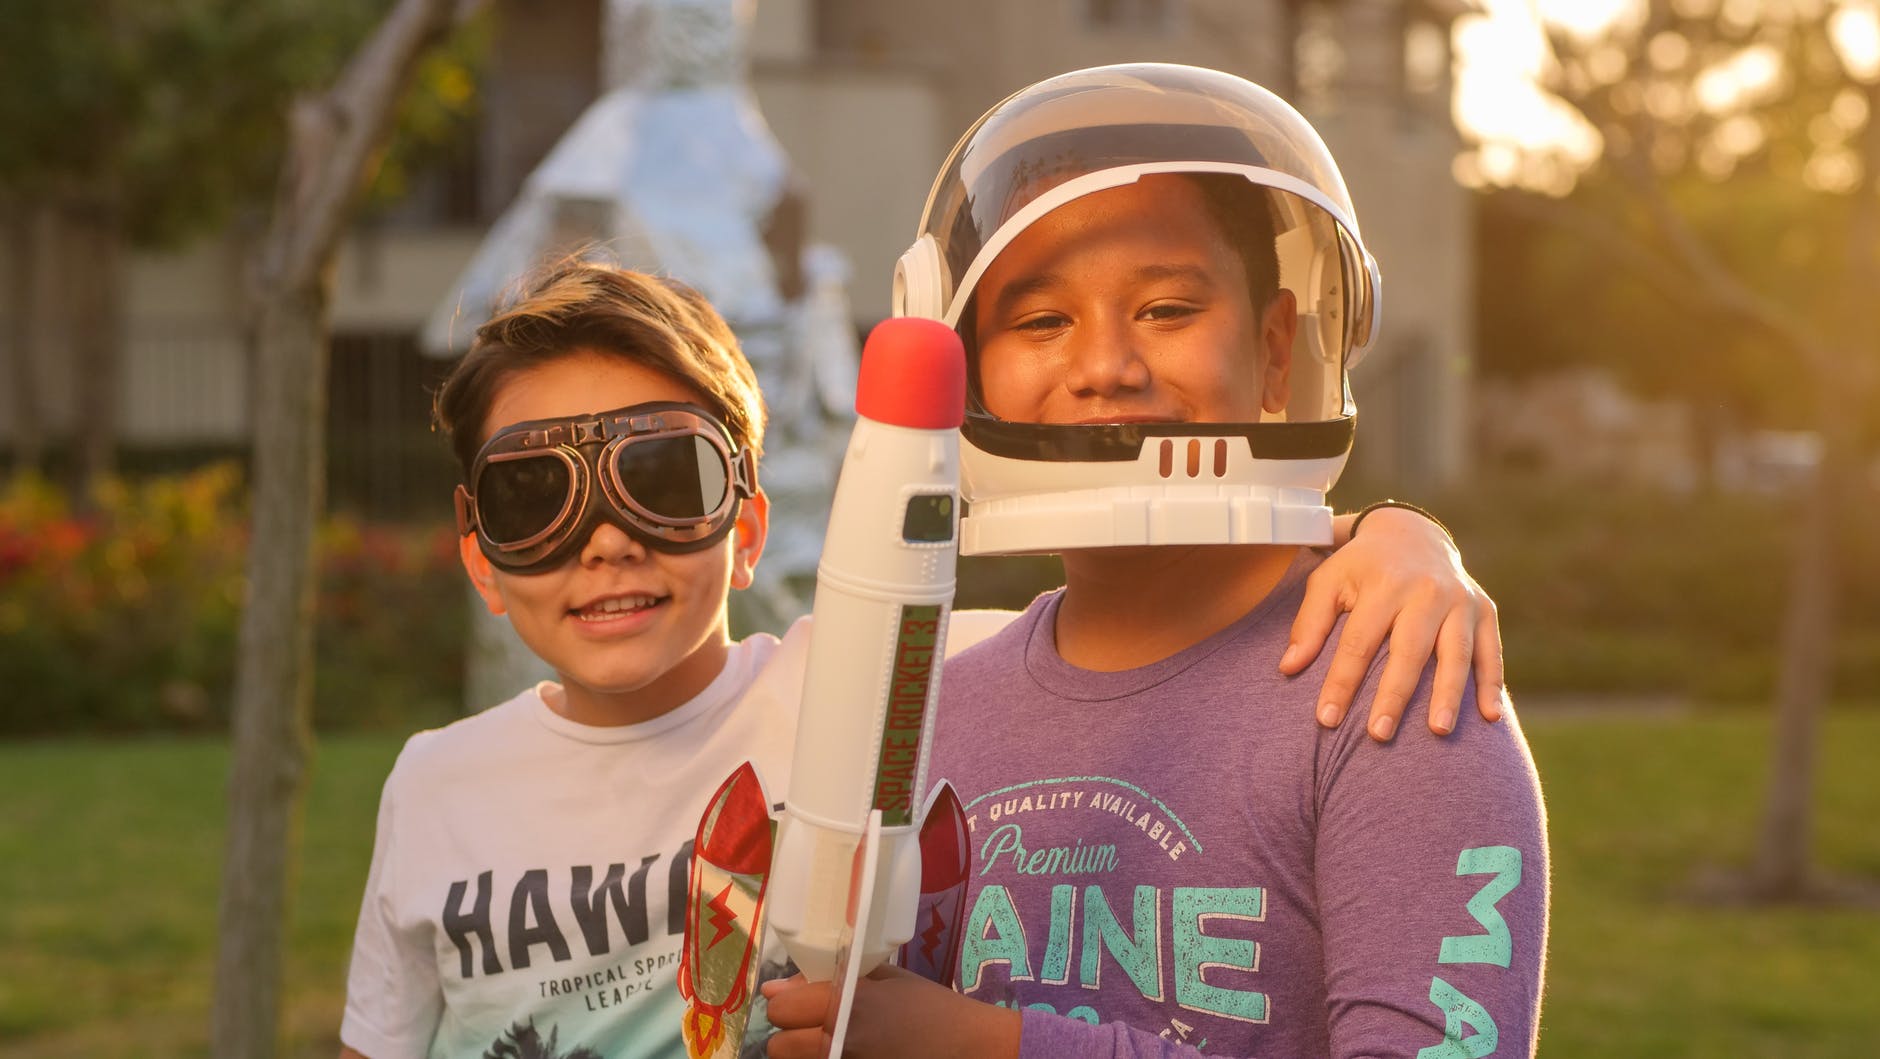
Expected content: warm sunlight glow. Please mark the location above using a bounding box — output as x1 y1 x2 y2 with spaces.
1693 44 1786 112
1453 1 1607 189
1830 2 1880 82
1538 0 1640 40
1804 144 1863 191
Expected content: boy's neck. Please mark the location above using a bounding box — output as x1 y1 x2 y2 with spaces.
1053 544 1301 672
547 635 733 727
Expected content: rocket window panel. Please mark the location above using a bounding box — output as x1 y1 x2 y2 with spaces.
901 493 956 543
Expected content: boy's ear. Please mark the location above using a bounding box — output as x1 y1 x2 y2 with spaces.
1261 288 1297 415
458 533 508 615
729 487 770 592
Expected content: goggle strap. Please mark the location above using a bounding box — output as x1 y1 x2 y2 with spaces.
732 450 758 499
453 484 478 536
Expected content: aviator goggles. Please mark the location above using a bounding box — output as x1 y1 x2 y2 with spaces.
455 401 757 573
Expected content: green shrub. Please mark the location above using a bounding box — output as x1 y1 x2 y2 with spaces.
0 467 466 735
4 465 1872 734
1338 474 1880 703
0 468 246 733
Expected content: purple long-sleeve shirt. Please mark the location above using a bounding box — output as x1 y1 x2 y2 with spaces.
930 551 1548 1058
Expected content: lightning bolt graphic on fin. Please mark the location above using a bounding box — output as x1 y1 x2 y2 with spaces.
917 904 946 965
705 883 737 950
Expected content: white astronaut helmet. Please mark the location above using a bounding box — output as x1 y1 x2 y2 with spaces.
893 63 1381 556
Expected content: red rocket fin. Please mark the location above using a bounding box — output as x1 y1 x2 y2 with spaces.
679 762 775 1059
897 781 971 986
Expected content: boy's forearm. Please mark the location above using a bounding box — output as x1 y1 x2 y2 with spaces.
1013 1008 1219 1059
972 1001 1024 1058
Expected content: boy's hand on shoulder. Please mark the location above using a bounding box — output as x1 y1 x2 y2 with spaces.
1285 504 1506 741
762 964 1020 1059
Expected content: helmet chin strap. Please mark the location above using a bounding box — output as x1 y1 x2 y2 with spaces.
956 426 1350 557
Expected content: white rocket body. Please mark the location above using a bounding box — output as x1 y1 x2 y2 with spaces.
764 319 966 982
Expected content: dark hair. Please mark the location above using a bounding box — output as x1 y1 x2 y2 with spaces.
433 257 768 479
1187 172 1281 310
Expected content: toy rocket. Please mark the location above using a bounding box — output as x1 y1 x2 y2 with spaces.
679 317 972 1059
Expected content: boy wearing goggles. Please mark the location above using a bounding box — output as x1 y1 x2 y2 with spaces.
340 261 789 1059
340 252 1505 1059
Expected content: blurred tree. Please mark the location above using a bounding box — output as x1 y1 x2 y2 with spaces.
1464 0 1880 901
202 2 478 1056
1475 184 1810 476
0 0 479 491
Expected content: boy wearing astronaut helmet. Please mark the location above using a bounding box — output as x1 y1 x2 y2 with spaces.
764 64 1547 1058
896 60 1378 553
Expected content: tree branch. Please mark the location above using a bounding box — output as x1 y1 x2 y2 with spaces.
1495 187 1808 363
1609 139 1834 371
1528 0 1835 371
262 0 485 291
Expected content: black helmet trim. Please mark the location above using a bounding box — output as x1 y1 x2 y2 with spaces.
961 412 1355 463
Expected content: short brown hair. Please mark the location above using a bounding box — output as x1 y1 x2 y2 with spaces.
434 257 768 478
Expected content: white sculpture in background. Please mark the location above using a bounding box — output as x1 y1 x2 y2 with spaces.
424 0 859 707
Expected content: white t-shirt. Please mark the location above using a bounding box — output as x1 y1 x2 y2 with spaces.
340 626 804 1059
340 611 1016 1059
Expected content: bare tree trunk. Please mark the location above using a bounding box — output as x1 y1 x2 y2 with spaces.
66 197 123 495
1749 76 1880 902
209 2 464 1055
3 201 45 476
1751 421 1837 898
213 283 331 1055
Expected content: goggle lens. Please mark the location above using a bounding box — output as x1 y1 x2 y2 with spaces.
457 402 754 571
613 434 727 522
475 455 574 546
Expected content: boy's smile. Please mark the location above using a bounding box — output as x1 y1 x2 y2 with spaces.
971 175 1295 427
460 349 767 725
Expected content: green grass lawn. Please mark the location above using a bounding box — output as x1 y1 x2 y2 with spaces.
2 711 1877 1057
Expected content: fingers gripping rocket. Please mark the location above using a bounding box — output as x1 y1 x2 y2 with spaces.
679 318 973 1058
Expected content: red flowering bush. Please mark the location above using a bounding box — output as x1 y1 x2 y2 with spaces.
0 466 466 735
313 512 467 730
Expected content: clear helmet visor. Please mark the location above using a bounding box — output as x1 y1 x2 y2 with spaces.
895 63 1380 431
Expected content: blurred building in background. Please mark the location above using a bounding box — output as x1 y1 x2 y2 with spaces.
0 0 1482 513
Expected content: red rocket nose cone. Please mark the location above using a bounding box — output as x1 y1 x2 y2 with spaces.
855 318 966 429
696 762 774 875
